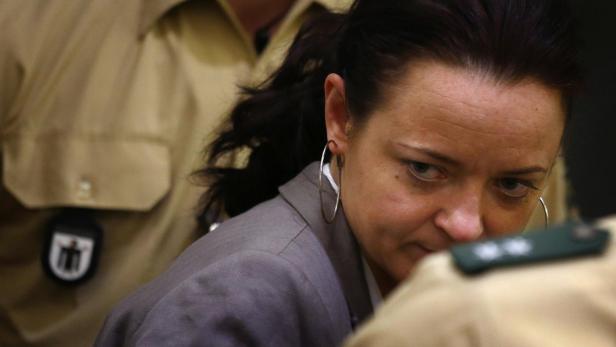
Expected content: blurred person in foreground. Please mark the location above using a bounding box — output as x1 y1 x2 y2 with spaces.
0 0 349 346
344 218 614 347
95 0 581 346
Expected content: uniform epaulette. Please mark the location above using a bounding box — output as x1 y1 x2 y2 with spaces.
451 223 611 275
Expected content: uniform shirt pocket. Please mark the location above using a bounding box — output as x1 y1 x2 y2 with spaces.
2 134 170 211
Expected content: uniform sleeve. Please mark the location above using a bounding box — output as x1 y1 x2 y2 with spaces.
0 43 20 126
95 250 335 347
0 1 23 124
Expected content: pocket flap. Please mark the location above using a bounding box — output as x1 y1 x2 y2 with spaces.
3 135 170 211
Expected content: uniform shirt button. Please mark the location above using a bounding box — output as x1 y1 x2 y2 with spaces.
77 179 93 200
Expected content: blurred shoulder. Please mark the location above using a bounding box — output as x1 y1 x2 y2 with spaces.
346 219 616 347
404 219 614 298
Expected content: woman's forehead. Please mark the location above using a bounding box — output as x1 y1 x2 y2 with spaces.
352 61 565 171
387 61 561 116
367 61 563 136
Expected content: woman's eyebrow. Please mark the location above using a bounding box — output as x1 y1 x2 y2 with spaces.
395 142 549 175
501 167 548 176
394 142 461 167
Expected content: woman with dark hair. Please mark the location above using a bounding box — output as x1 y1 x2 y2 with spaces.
96 0 581 346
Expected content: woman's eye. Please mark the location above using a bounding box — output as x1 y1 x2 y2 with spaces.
407 161 444 181
497 178 534 198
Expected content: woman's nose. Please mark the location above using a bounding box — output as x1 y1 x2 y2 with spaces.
434 193 484 242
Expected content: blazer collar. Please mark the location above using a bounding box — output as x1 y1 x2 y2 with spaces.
279 162 373 326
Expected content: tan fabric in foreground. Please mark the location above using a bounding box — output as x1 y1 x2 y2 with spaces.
345 217 616 347
0 0 348 346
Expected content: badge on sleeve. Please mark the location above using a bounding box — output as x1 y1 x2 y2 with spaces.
43 210 103 285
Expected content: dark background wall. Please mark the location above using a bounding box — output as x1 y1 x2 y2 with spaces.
565 1 616 219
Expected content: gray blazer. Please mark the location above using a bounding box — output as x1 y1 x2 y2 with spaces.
95 162 373 347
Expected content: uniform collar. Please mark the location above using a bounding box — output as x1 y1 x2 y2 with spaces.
139 0 188 37
279 162 374 326
138 0 349 38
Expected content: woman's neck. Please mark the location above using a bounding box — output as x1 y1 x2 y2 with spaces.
364 255 398 298
330 159 341 188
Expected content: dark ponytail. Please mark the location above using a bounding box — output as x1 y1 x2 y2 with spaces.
196 10 346 226
197 0 581 230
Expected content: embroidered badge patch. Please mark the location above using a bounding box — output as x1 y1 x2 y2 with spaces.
43 211 102 284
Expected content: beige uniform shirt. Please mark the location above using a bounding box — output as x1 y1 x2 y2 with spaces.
0 0 348 346
345 217 616 347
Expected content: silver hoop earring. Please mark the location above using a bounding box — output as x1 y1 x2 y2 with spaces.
538 196 549 229
319 140 341 224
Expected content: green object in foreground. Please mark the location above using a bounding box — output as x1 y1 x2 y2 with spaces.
451 222 611 275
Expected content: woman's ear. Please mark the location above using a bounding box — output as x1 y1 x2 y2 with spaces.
324 73 351 156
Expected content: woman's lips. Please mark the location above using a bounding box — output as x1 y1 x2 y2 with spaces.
416 242 448 254
416 243 436 256
403 241 450 259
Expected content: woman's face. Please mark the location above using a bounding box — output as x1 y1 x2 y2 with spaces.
324 60 565 289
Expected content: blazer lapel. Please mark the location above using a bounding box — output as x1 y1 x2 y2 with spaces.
279 162 373 326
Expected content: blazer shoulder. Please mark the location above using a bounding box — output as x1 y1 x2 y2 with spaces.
97 250 342 346
97 195 352 346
